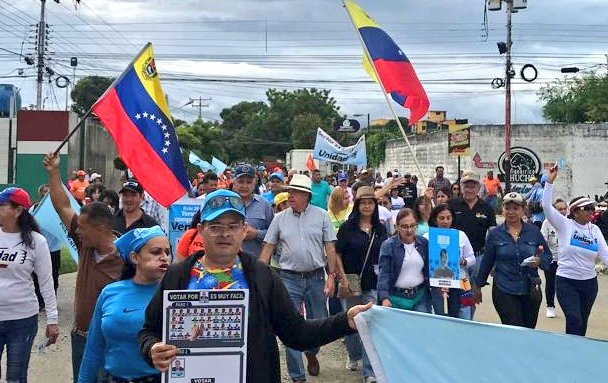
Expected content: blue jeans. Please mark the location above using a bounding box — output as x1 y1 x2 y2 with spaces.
280 270 328 381
556 276 598 336
341 290 376 379
485 195 498 213
0 314 38 383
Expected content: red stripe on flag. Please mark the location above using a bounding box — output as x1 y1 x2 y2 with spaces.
373 59 429 124
93 89 186 206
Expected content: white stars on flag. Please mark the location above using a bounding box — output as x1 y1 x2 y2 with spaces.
133 110 172 157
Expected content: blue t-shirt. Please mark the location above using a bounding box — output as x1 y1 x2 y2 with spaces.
79 279 160 382
310 180 332 210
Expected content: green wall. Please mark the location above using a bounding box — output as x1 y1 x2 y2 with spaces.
12 153 68 199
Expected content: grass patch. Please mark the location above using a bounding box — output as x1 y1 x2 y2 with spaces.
59 248 78 274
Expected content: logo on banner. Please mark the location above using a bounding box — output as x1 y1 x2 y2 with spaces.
333 119 361 133
497 147 541 184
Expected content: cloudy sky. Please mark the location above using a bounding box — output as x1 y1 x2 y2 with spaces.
1 0 606 125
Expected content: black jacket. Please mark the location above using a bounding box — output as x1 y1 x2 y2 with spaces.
139 251 354 382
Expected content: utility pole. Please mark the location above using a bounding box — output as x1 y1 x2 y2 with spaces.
36 0 47 110
191 97 211 120
504 0 513 192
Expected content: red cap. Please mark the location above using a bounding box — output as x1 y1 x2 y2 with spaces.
76 170 86 176
0 187 32 209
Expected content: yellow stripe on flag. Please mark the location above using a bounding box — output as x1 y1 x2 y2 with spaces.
344 0 379 29
132 44 172 120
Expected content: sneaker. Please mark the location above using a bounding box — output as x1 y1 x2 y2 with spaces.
345 357 358 371
546 307 556 318
364 377 377 383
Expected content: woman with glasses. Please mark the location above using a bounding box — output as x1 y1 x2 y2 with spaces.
476 192 551 329
451 184 462 199
424 204 475 319
543 166 608 336
378 208 431 313
79 226 170 383
336 187 388 381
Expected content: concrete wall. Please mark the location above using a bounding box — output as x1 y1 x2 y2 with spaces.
68 117 124 191
379 123 608 202
0 118 17 184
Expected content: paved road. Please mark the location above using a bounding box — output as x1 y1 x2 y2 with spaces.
19 272 608 382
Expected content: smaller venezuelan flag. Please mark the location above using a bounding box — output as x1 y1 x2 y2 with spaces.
344 0 430 125
92 43 190 207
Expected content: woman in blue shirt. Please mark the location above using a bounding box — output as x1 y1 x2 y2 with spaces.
79 226 170 383
475 193 551 329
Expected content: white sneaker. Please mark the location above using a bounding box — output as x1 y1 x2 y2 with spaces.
345 357 358 371
364 377 377 383
546 307 556 318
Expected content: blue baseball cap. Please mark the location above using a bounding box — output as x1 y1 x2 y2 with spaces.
234 164 256 179
199 189 245 222
337 172 348 182
269 172 284 182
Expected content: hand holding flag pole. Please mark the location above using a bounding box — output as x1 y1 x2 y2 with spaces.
343 0 429 186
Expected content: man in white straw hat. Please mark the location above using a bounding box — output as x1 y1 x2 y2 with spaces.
260 174 348 382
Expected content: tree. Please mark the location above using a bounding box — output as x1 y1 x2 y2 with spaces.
365 118 408 167
70 76 114 116
291 113 323 148
538 72 608 123
175 119 225 176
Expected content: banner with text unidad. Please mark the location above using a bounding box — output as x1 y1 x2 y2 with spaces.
313 127 367 168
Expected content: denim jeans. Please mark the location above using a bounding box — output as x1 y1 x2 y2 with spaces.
492 284 541 329
544 262 558 308
556 276 598 336
0 314 38 383
340 290 376 379
280 270 328 381
431 288 462 318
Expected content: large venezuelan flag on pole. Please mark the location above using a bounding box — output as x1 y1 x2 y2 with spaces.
344 0 430 125
92 43 190 207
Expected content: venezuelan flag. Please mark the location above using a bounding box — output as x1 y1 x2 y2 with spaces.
92 43 190 207
344 0 430 125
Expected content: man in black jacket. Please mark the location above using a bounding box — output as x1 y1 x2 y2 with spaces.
139 189 371 383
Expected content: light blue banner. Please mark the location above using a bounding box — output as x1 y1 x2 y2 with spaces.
313 127 366 168
211 156 228 174
32 190 81 263
355 306 608 383
168 196 205 254
188 151 214 172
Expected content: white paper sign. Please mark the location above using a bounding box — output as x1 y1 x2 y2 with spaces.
162 289 249 383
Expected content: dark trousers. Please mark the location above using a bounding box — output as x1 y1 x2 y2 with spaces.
431 287 462 318
556 275 598 336
34 250 61 308
544 262 557 307
0 315 38 383
492 284 541 329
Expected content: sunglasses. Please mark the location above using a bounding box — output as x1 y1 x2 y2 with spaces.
201 195 244 219
580 206 595 212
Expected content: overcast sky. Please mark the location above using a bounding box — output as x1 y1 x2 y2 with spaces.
1 0 606 126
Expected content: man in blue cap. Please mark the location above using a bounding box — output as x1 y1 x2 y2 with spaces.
139 189 371 383
262 171 287 204
232 164 274 258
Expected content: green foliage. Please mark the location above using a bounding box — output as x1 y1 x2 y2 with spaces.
176 119 225 175
365 118 408 167
538 72 608 123
59 248 77 274
70 76 114 116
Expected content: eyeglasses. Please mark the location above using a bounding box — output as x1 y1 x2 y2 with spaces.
581 206 595 211
206 223 243 236
398 223 418 231
201 195 244 219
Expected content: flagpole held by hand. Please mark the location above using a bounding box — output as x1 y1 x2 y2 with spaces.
52 109 93 157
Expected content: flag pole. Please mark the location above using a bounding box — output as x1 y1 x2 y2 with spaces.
53 42 153 157
342 1 427 187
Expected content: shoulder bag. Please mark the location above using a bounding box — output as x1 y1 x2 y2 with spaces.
344 232 376 297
